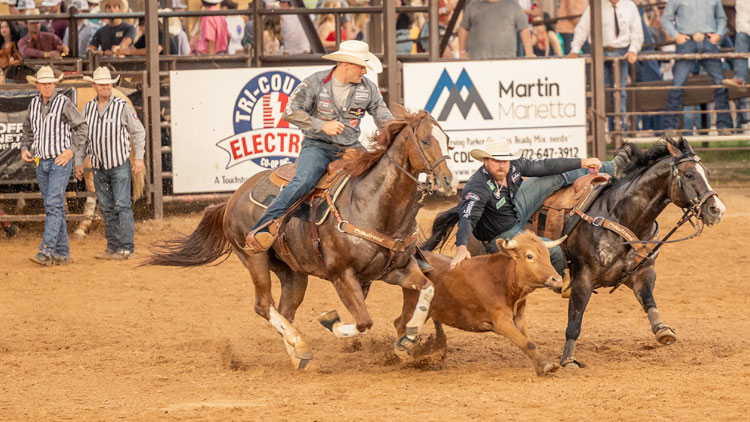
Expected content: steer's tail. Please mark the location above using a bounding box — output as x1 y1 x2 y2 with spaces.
143 203 232 267
421 204 460 251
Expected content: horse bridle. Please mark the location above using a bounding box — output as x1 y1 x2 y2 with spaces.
385 117 449 192
669 155 718 218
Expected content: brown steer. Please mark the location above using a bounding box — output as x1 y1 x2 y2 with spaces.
395 231 564 376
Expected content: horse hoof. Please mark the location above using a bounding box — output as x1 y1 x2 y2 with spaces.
541 363 560 375
655 326 677 345
394 335 417 362
318 310 341 333
297 357 313 371
560 357 584 369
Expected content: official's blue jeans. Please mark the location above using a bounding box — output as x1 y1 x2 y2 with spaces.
485 161 616 275
93 162 134 253
604 47 630 131
36 158 72 258
252 138 344 231
664 39 732 130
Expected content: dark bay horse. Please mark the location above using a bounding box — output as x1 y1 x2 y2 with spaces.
145 107 457 370
421 138 725 367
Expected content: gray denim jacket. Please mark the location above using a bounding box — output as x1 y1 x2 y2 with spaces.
282 67 393 146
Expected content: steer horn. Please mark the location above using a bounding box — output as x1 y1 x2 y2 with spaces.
501 238 519 250
542 235 568 249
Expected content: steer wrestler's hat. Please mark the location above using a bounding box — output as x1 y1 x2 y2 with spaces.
322 40 383 73
84 66 121 84
27 66 64 84
470 139 522 161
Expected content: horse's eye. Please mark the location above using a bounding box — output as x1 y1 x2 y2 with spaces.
526 253 533 260
421 138 430 146
685 171 694 179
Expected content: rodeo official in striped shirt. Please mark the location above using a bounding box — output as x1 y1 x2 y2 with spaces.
75 67 145 260
21 66 88 266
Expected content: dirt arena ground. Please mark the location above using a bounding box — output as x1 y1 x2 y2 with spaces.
1 185 749 421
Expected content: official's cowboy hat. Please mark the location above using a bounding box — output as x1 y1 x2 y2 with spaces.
83 66 121 84
26 66 65 84
470 138 522 161
101 0 128 10
322 40 383 73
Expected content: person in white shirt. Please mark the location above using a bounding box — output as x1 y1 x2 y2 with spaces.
569 0 643 130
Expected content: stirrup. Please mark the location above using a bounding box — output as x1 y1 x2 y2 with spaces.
245 224 278 254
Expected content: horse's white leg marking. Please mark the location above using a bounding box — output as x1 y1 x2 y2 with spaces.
332 323 369 338
404 285 434 340
269 307 313 368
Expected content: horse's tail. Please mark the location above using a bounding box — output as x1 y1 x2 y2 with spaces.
143 202 232 267
421 204 461 251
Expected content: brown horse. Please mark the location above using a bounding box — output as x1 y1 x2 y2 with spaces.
144 107 457 370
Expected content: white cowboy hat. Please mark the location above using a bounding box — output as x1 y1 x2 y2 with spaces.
87 0 101 4
83 66 120 84
101 0 128 11
322 40 383 73
16 0 36 10
171 0 187 9
41 0 62 7
70 0 89 10
26 66 65 84
202 0 222 3
470 139 522 161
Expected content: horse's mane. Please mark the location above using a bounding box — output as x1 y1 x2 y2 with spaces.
330 104 428 177
613 137 694 182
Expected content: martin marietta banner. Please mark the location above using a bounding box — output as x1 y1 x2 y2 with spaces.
403 59 587 182
170 67 377 194
0 88 75 182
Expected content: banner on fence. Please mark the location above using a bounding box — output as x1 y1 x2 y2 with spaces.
0 88 75 182
403 59 587 182
170 67 377 194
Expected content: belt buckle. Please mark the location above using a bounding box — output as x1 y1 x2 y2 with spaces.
592 216 605 227
693 33 705 42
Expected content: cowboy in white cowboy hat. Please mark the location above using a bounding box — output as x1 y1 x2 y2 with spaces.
245 40 392 253
87 0 135 56
450 138 616 284
77 66 145 261
20 66 88 266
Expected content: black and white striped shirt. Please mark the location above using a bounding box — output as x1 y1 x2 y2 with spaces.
22 93 87 161
83 95 146 170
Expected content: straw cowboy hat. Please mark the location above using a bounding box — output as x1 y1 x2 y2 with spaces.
83 67 121 84
24 8 43 23
101 0 128 10
470 138 522 161
322 40 383 73
26 66 65 84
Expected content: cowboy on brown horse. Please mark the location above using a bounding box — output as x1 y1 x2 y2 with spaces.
245 40 394 253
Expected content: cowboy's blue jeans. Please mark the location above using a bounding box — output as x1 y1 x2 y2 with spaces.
664 39 732 130
252 138 344 231
94 162 135 253
485 161 616 275
36 158 71 258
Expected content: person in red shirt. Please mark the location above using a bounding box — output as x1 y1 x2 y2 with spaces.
17 9 68 59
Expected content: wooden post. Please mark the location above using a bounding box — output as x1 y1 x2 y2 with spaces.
145 1 163 218
383 0 399 105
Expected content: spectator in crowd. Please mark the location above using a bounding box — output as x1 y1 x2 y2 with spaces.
194 0 229 55
223 0 246 54
417 0 457 57
531 12 563 56
1 20 22 64
316 0 355 40
14 0 40 38
20 66 88 266
395 0 413 54
570 0 644 130
317 0 346 51
167 10 190 56
635 0 664 131
661 0 731 135
41 0 68 41
18 9 69 59
87 0 102 25
352 12 369 42
725 0 750 88
120 16 178 56
63 0 101 57
77 67 145 261
277 0 311 54
459 0 533 59
557 0 589 55
516 0 542 56
88 0 136 56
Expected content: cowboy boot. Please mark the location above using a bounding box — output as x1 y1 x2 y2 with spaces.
245 221 279 254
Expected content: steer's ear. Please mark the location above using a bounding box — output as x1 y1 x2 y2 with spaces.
497 238 518 251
